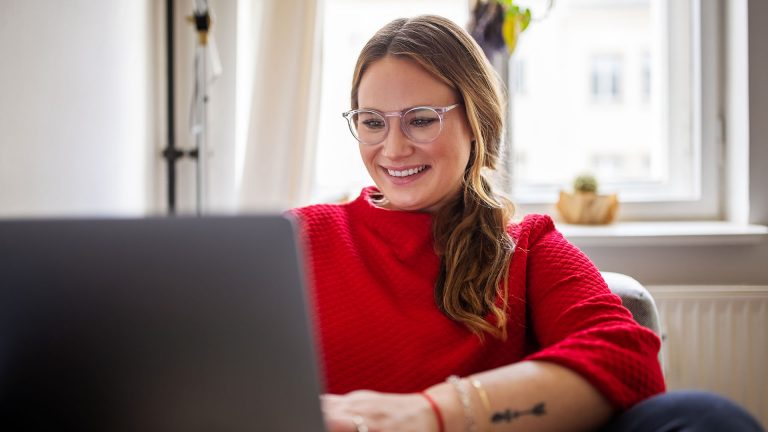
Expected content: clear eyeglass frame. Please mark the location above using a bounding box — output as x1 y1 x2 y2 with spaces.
342 103 462 145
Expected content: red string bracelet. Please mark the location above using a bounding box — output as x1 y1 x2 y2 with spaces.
420 391 446 432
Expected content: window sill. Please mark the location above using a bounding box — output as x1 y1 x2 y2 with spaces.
556 221 768 247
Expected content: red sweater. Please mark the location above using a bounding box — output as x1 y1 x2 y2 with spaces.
292 187 665 410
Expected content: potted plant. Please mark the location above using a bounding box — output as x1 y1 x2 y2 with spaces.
468 0 532 58
556 174 619 224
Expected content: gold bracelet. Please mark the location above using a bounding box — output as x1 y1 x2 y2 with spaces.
470 377 492 432
470 377 492 414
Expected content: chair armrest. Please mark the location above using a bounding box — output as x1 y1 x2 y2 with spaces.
601 271 661 337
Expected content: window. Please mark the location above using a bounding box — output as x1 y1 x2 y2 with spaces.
311 0 469 203
509 0 721 220
312 0 721 220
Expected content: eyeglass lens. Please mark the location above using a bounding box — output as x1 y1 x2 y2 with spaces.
349 107 442 144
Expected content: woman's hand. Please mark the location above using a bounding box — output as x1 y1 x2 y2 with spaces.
322 390 437 432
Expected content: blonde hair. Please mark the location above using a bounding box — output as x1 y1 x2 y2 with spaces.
351 15 516 339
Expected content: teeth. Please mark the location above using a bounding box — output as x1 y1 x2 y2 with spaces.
387 165 426 177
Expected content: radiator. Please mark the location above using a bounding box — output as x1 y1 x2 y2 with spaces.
649 285 768 426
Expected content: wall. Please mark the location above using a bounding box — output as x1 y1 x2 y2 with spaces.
0 1 160 217
582 242 768 285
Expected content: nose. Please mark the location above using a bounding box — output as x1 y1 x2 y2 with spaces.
380 118 414 160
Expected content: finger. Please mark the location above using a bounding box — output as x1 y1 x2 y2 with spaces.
351 415 370 432
320 394 344 411
323 414 357 432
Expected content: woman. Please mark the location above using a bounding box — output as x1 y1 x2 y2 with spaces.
293 15 762 432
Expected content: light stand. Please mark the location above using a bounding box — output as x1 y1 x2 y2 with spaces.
189 0 211 215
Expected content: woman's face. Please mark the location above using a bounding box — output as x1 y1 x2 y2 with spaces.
356 56 473 213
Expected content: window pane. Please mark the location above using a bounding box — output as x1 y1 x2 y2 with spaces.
312 0 469 203
510 0 696 203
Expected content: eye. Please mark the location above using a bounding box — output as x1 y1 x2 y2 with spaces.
409 117 438 128
361 118 386 130
404 108 440 129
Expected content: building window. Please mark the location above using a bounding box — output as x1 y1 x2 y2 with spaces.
641 50 651 102
512 58 527 96
590 54 623 103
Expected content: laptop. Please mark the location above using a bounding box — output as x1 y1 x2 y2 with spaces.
0 215 326 431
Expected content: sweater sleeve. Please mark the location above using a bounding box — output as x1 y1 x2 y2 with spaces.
520 215 665 410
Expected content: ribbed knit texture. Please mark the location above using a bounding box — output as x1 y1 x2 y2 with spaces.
292 187 665 410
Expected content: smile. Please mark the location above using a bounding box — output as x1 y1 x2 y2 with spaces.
386 165 427 177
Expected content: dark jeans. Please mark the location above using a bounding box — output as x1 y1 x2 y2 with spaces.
601 391 764 432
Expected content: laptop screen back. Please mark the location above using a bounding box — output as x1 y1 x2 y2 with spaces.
0 216 325 431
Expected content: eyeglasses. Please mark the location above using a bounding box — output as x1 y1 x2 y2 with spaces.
342 103 462 146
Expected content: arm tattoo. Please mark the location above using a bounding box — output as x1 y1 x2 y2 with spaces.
491 402 546 423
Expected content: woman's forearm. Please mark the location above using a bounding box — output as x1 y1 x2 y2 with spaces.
425 360 614 432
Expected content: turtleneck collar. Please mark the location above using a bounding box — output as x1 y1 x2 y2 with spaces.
346 187 435 259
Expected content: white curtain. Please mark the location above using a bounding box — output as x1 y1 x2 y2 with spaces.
236 0 324 211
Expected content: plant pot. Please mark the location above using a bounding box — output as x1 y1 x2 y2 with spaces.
556 191 619 224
